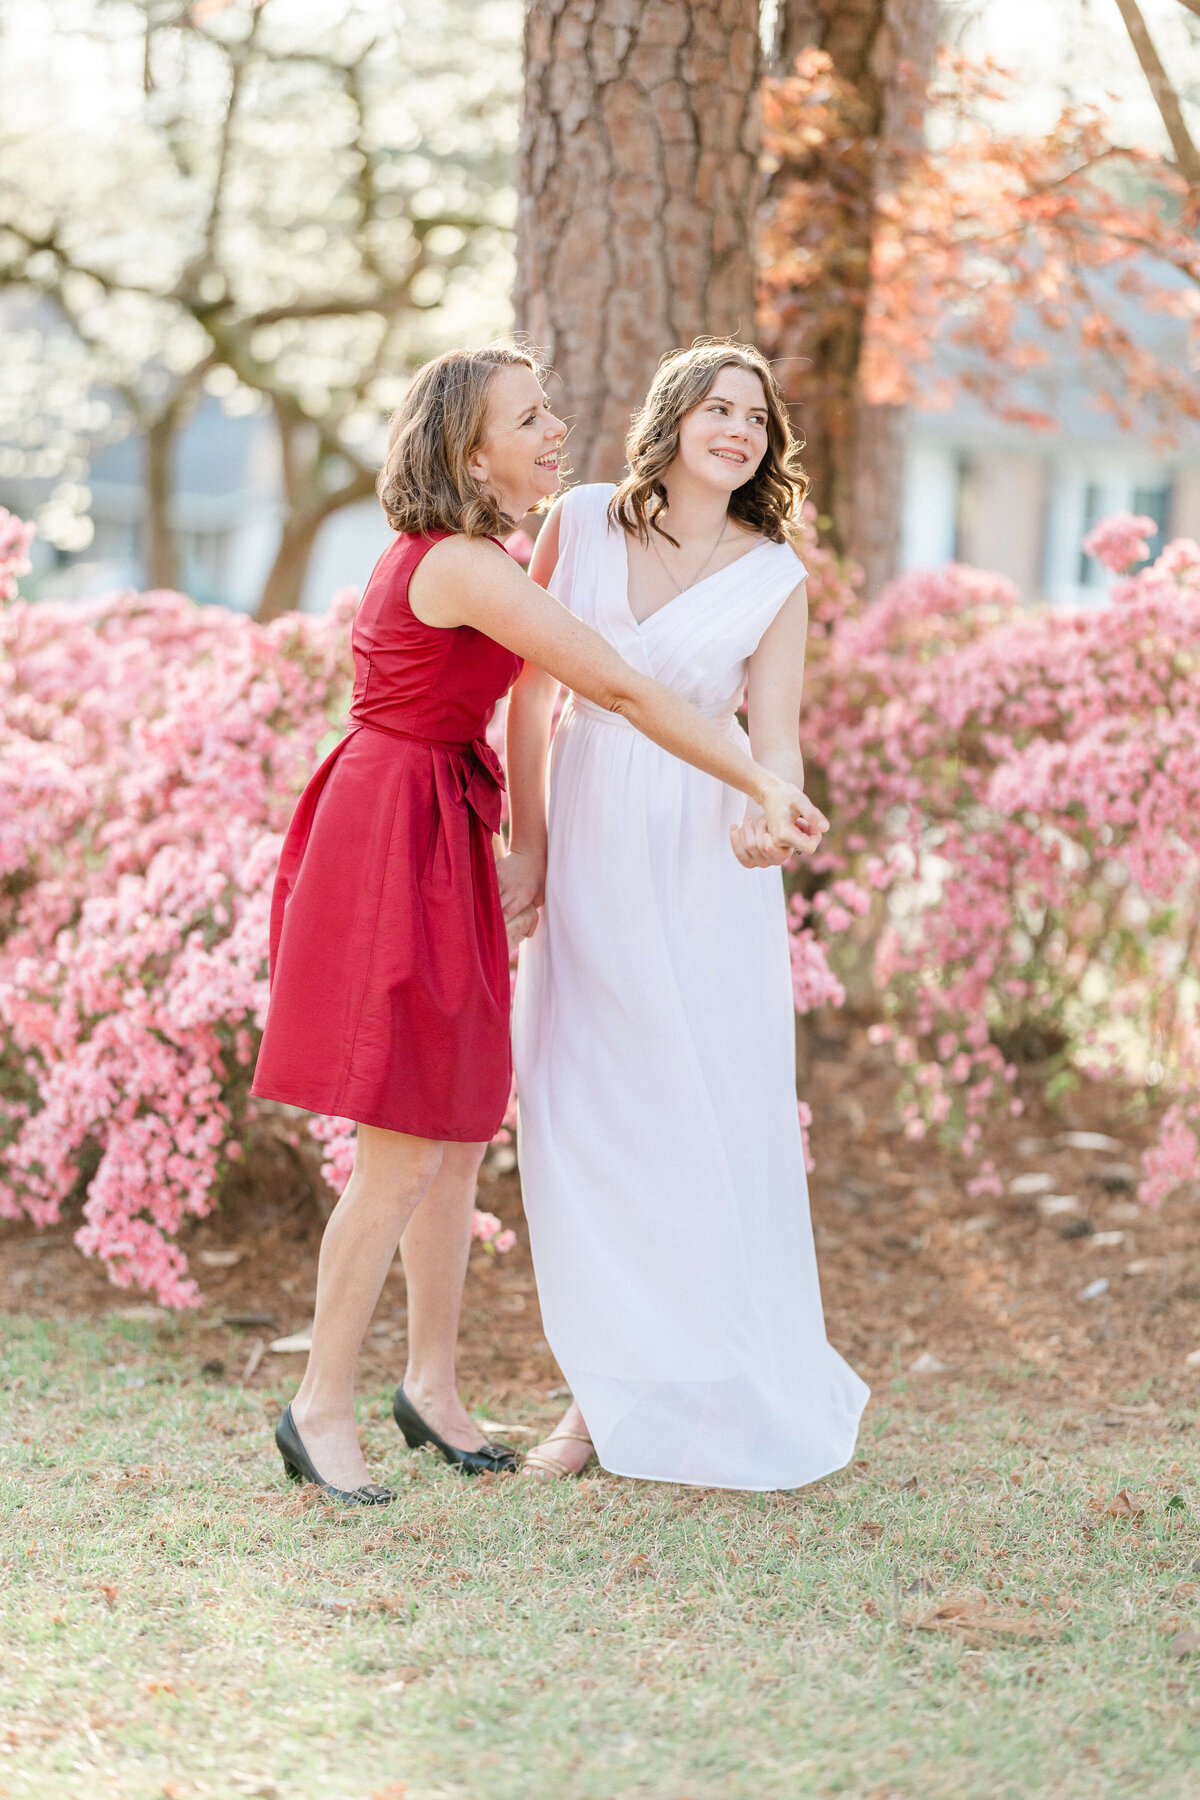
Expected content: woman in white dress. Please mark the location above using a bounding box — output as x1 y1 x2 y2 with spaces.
502 342 869 1490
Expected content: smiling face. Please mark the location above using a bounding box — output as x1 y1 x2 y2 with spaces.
466 363 567 522
672 365 769 496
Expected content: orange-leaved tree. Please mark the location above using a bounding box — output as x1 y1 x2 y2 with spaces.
760 32 1200 593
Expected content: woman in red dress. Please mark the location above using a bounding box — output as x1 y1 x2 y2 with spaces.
253 344 827 1504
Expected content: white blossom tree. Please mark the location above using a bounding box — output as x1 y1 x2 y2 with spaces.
0 0 520 613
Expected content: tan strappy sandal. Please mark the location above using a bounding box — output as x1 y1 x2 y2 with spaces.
521 1430 596 1480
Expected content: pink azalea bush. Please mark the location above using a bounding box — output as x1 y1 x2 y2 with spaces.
2 494 1196 1306
0 511 512 1304
796 509 1200 1210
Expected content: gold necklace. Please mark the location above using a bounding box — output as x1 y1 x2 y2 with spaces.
649 517 730 598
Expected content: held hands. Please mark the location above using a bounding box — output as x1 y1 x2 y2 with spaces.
497 848 546 952
506 905 539 952
732 781 829 869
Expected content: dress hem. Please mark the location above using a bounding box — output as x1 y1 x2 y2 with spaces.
591 1430 867 1493
597 1447 863 1490
249 1083 502 1145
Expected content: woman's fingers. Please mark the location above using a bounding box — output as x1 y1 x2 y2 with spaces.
731 824 768 868
776 823 820 854
729 823 756 868
761 783 828 857
731 819 791 868
505 904 539 951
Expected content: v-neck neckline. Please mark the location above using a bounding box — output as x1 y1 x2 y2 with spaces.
619 529 774 632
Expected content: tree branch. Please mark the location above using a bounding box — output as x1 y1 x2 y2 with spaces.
1114 0 1200 185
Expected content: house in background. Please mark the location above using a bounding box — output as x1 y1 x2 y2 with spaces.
900 295 1200 605
903 399 1200 606
5 394 392 616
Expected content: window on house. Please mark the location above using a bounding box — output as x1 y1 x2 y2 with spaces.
953 454 978 564
1131 485 1170 562
1078 483 1106 586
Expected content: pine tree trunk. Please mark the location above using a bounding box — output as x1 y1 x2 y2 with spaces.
515 0 762 485
764 0 937 596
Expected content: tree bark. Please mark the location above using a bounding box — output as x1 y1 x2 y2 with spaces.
142 407 180 592
515 0 762 484
764 0 937 597
255 509 329 622
254 400 378 621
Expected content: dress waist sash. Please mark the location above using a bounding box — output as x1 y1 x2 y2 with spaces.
349 717 506 835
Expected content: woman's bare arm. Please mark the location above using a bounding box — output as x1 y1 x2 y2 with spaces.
732 581 814 868
497 503 564 921
409 533 826 852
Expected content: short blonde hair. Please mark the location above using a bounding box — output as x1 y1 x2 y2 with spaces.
377 343 545 537
610 340 808 546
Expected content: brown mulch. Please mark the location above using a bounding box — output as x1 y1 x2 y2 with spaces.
3 1026 1199 1419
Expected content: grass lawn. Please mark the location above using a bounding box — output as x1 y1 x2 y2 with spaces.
2 1315 1199 1799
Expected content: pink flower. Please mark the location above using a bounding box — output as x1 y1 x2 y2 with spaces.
797 1100 815 1173
1082 512 1157 574
0 508 35 600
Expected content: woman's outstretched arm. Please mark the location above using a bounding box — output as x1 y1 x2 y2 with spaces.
409 533 828 855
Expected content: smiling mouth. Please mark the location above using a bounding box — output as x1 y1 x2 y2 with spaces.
710 448 748 464
534 451 561 469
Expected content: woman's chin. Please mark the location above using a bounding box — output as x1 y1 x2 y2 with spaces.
687 459 752 495
530 473 563 506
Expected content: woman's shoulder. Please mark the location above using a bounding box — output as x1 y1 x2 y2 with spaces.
764 533 807 583
550 484 619 560
363 529 444 595
403 529 511 604
558 482 617 520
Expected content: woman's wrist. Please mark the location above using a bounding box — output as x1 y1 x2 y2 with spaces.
506 838 547 870
749 768 787 810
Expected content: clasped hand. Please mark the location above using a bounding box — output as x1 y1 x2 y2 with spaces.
731 784 829 869
497 847 544 952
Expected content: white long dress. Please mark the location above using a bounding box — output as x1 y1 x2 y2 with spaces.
512 484 868 1490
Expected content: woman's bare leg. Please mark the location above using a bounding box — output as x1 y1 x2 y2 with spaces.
290 1124 443 1490
399 1140 488 1451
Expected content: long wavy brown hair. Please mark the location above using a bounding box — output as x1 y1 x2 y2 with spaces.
609 340 807 547
377 342 550 537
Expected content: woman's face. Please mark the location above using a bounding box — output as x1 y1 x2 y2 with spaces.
673 365 769 495
468 364 567 520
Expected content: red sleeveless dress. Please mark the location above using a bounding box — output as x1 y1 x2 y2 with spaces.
252 531 522 1142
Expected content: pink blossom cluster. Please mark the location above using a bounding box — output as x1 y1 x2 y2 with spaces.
0 551 512 1305
1082 512 1158 575
799 519 1200 1210
472 1210 518 1255
0 508 34 601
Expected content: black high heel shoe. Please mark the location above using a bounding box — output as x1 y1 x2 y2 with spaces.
275 1405 395 1507
392 1385 517 1475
